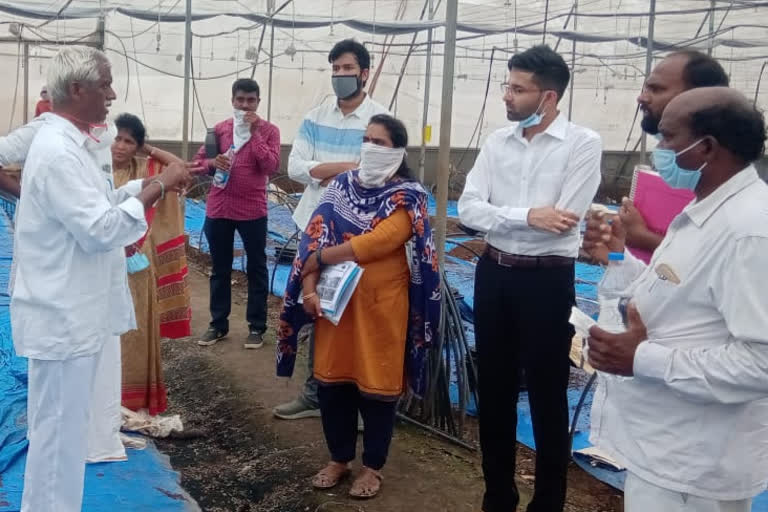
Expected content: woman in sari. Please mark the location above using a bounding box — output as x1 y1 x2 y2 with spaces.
111 113 192 416
277 114 441 499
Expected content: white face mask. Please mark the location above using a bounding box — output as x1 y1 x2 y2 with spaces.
358 142 406 188
232 109 252 152
233 109 247 124
85 123 115 152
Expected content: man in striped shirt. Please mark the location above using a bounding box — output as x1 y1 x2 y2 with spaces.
274 39 389 420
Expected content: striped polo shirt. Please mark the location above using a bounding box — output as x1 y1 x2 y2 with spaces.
288 94 389 229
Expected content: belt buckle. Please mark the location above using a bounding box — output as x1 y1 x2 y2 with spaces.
496 250 512 268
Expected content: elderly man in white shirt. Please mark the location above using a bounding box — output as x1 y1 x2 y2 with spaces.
458 45 602 512
12 47 188 512
583 87 768 512
1 109 134 466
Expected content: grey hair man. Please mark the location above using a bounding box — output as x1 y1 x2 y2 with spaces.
12 46 188 512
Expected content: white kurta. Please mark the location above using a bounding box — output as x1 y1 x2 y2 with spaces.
11 114 147 512
1 116 129 463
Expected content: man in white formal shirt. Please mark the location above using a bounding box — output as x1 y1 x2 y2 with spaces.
458 45 602 512
12 46 188 512
583 87 768 512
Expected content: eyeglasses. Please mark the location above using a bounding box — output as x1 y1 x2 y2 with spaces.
500 82 542 96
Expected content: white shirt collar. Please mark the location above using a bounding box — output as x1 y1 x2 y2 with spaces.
333 93 371 119
684 165 759 228
510 112 569 143
46 113 90 149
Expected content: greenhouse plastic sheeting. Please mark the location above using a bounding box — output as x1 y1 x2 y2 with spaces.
0 208 198 512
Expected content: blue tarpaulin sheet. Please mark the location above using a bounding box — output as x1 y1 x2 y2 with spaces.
0 206 197 512
185 196 768 508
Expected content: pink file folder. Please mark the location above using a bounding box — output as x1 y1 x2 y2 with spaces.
628 166 695 263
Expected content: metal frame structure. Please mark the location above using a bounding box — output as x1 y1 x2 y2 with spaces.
1 18 104 125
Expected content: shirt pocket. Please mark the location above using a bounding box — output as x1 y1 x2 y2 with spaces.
636 273 681 331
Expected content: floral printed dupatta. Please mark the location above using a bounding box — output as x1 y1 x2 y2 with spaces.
277 170 441 397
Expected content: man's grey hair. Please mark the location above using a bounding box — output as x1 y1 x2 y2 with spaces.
47 47 110 106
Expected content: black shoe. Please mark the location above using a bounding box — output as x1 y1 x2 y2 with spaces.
197 327 228 346
244 330 264 349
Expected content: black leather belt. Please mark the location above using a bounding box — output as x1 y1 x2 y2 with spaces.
484 245 574 268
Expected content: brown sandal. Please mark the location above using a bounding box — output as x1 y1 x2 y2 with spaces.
349 467 383 499
311 462 351 490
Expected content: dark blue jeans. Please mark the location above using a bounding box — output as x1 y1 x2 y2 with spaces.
203 216 268 333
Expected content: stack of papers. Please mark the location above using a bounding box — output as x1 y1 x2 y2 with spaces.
300 261 364 326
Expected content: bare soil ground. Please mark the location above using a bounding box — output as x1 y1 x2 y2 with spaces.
154 254 623 512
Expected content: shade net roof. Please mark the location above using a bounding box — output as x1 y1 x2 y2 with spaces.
0 0 766 150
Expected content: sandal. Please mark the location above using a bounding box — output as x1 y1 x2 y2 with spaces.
311 461 351 490
349 466 383 499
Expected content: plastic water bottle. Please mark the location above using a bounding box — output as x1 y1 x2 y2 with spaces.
596 251 632 381
212 144 235 189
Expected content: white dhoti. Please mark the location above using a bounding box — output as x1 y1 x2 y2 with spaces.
22 337 124 512
86 335 126 463
625 473 752 512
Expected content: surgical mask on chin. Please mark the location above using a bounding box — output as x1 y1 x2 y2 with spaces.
85 123 114 151
358 142 406 188
518 94 547 129
332 75 361 100
652 139 707 190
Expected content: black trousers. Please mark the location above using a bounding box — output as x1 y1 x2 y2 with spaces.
474 255 575 512
203 216 268 333
317 384 397 471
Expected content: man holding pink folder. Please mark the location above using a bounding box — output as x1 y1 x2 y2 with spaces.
619 50 728 263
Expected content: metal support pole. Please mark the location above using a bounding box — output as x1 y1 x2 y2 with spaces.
267 0 276 122
435 0 458 270
567 0 577 121
181 0 192 160
542 0 550 45
708 0 715 56
96 16 105 50
418 0 435 183
639 0 656 163
22 42 29 124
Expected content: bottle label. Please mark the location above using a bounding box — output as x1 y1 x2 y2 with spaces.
213 168 230 188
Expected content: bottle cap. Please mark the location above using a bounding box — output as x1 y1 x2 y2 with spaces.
608 252 625 261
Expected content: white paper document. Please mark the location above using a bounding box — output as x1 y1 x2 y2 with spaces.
300 261 364 326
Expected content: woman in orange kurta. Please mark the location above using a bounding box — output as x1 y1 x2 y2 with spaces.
284 115 441 499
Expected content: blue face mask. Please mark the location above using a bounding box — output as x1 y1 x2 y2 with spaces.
519 95 547 129
652 139 707 190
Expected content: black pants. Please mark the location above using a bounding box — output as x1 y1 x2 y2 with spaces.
203 216 268 333
474 255 575 512
317 384 397 470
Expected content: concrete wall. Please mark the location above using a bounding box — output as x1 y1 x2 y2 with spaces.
157 140 768 202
